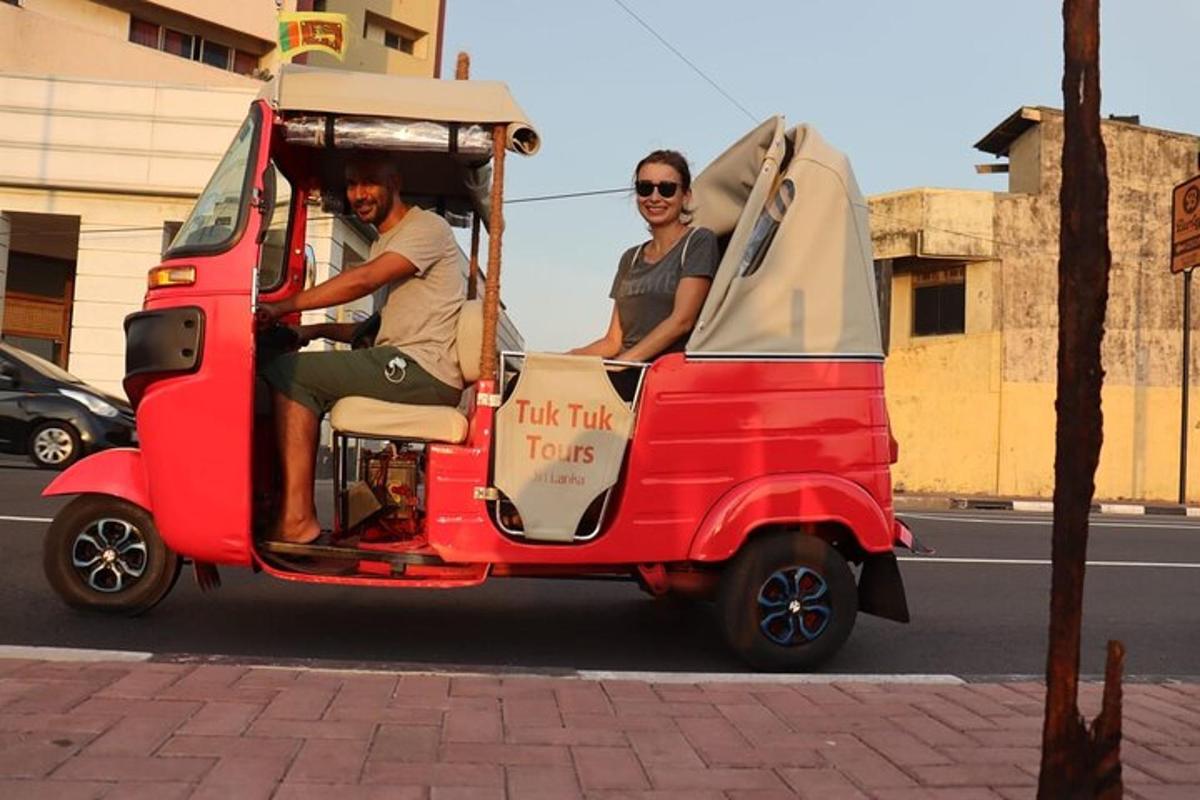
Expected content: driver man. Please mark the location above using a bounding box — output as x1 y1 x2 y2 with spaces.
259 157 465 545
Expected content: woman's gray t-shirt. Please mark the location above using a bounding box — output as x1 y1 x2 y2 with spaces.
609 226 720 353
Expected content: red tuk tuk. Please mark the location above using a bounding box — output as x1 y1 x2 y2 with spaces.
42 65 915 671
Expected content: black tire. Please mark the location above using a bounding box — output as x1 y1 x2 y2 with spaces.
716 532 857 671
28 421 81 470
43 495 181 616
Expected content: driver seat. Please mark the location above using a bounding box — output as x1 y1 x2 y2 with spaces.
329 300 485 444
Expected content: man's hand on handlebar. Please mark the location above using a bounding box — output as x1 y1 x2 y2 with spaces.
256 301 287 326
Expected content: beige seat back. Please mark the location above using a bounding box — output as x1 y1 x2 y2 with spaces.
456 299 487 383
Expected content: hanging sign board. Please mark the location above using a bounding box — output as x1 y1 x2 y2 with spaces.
1172 174 1200 274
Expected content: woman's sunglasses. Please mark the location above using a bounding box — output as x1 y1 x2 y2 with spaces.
635 180 680 199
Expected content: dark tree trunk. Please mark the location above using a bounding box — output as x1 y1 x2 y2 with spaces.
1038 1 1123 797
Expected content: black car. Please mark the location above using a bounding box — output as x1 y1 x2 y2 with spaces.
0 342 136 469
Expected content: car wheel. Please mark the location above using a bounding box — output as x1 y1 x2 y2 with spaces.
716 532 857 671
29 421 81 469
43 495 181 616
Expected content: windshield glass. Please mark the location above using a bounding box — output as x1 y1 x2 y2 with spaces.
0 343 83 384
166 109 259 257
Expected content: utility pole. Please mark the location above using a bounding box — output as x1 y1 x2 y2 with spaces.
1038 1 1124 797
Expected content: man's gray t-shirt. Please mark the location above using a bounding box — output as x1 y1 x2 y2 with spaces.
609 226 720 353
373 206 467 389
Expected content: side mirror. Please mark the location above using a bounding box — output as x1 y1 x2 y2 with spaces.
255 166 278 245
303 244 317 290
0 364 19 389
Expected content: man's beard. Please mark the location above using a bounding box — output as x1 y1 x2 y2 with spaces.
356 193 392 226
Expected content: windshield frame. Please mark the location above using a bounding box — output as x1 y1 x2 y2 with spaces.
164 103 264 260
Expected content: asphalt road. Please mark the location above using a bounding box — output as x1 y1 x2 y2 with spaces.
2 458 1197 678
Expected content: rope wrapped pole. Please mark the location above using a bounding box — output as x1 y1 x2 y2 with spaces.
455 51 470 80
479 123 506 380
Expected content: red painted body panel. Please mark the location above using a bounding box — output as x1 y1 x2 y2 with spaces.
687 473 893 561
47 101 277 567
42 448 151 511
426 355 894 565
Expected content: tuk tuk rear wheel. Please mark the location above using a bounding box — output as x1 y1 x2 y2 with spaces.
43 495 181 616
716 532 857 671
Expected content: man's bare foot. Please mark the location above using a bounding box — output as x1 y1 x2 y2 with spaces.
269 517 322 544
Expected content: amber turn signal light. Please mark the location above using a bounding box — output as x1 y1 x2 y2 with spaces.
147 265 196 288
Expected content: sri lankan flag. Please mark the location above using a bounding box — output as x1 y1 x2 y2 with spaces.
278 12 349 61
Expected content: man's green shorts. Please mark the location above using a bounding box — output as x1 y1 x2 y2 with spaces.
262 346 461 416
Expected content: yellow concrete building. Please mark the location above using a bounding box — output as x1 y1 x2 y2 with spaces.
872 107 1200 503
0 1 447 394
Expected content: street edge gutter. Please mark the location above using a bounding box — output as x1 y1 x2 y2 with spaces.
0 645 152 662
895 495 1200 516
0 645 964 684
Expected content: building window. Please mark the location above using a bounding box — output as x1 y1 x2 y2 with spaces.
233 50 258 75
200 40 231 69
364 11 425 56
128 15 259 75
912 266 966 336
129 17 160 48
163 28 194 58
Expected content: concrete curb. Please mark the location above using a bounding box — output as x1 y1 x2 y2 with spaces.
895 494 1200 516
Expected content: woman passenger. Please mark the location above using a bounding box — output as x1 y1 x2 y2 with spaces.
571 149 719 391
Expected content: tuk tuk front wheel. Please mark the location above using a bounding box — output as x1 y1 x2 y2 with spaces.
43 495 181 616
716 532 857 671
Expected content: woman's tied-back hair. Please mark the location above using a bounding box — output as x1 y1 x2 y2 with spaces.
634 149 694 222
634 149 693 192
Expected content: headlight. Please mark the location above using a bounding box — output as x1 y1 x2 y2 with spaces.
59 388 120 418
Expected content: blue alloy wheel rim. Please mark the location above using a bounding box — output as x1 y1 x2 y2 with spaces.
756 566 832 646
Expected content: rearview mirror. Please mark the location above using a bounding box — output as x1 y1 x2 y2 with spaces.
0 364 19 389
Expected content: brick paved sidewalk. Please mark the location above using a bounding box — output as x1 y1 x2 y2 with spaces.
1 658 1197 799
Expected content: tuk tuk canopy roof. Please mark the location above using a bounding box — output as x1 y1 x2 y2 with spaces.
686 117 883 358
261 64 541 155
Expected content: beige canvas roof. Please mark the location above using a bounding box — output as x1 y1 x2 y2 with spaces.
261 64 540 154
687 117 883 358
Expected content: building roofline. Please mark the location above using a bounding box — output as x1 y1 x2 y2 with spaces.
975 105 1200 156
974 106 1043 156
867 187 999 202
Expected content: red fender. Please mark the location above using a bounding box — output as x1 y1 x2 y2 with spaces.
688 473 893 562
42 448 152 512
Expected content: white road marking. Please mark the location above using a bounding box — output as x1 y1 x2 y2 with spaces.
899 512 1200 530
898 556 1200 569
0 645 151 662
0 515 52 524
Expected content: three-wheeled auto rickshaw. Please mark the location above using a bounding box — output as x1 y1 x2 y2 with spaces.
42 64 915 670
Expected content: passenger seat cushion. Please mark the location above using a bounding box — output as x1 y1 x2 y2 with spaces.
330 397 469 443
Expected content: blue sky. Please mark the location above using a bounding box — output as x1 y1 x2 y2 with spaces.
439 1 1200 350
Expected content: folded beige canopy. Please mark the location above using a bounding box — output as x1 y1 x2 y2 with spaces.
687 117 883 358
